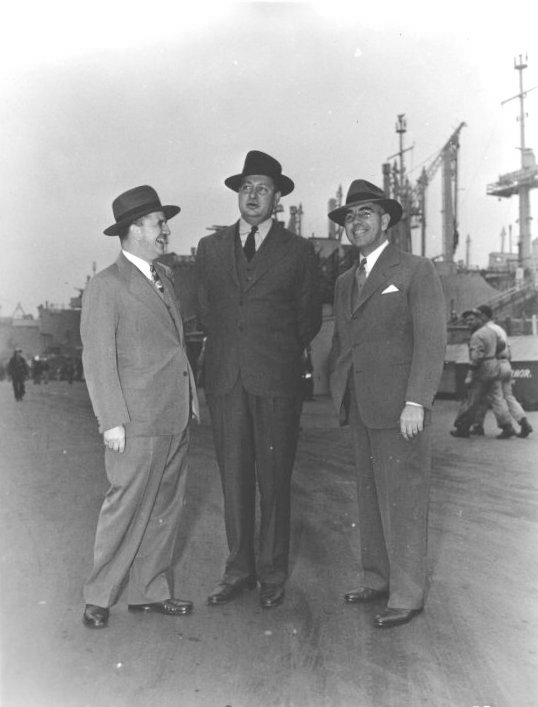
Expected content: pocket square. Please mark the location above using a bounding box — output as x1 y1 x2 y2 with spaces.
382 284 399 294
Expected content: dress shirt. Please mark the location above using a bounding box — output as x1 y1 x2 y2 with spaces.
239 217 273 251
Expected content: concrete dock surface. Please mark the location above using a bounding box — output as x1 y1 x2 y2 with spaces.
0 380 536 707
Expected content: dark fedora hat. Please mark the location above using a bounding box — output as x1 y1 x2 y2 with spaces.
224 150 294 196
103 185 180 236
328 179 403 228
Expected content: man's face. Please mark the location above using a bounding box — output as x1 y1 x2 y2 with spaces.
464 313 483 331
133 211 171 261
343 202 391 256
238 175 280 225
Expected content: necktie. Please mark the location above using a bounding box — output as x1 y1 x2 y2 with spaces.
352 257 367 310
243 226 258 262
150 264 164 293
355 257 367 291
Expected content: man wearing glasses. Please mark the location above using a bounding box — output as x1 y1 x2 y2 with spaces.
196 150 321 609
328 180 446 628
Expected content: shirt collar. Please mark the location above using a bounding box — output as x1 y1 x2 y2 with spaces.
239 217 273 242
122 249 153 280
360 239 389 275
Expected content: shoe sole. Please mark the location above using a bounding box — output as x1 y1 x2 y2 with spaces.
207 582 257 606
344 592 389 604
374 608 423 629
128 605 192 616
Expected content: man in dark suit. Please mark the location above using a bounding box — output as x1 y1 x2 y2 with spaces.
81 185 199 629
196 150 321 609
328 180 446 628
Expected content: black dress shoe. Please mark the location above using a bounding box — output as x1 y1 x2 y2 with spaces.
373 607 423 628
470 425 485 436
83 604 109 629
207 579 257 606
128 598 193 615
450 429 470 438
344 587 389 604
260 584 285 608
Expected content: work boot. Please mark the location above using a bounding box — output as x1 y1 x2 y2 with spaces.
470 425 485 436
496 424 516 440
518 417 533 438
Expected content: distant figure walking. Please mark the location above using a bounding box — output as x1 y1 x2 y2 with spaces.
470 305 532 438
7 349 29 402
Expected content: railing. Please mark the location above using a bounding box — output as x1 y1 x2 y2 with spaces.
480 282 536 313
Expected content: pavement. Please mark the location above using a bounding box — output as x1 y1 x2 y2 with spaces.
0 379 537 707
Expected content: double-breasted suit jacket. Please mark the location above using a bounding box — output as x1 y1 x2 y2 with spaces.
81 253 198 608
195 220 321 586
329 243 446 609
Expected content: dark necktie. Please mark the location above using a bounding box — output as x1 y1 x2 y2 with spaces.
150 264 164 293
352 257 367 310
243 226 258 262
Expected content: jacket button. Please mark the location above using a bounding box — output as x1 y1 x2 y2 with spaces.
183 371 188 376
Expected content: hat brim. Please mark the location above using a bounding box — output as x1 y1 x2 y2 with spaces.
104 204 180 236
224 173 295 197
462 309 482 318
328 197 403 229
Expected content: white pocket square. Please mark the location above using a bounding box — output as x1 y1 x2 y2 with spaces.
382 284 399 294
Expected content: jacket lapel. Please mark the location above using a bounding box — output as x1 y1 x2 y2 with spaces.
117 253 180 337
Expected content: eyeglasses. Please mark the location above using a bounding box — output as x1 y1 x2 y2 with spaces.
239 183 273 197
344 207 383 223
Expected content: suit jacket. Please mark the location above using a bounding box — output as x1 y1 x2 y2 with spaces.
196 220 321 397
81 252 198 436
329 243 446 428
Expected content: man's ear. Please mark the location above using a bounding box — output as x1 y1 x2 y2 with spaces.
381 212 391 231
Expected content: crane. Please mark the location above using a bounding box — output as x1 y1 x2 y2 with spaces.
413 121 466 259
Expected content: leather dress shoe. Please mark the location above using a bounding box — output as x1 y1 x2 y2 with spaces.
207 579 257 606
450 429 470 438
83 604 109 629
260 584 285 608
470 425 485 436
373 607 423 628
344 587 389 604
128 598 193 616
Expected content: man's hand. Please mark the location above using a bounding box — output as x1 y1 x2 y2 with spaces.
464 372 473 388
103 425 125 453
400 403 424 441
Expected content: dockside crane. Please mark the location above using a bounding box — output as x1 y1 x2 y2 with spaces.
413 121 466 259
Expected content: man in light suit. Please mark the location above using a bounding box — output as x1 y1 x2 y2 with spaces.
328 180 446 628
196 150 321 609
81 185 199 629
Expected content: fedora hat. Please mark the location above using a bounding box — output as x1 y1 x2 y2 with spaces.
328 179 403 228
103 185 180 236
224 150 294 196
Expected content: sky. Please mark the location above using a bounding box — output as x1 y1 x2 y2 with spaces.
1 0 537 317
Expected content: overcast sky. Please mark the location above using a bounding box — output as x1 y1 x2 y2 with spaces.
1 0 537 316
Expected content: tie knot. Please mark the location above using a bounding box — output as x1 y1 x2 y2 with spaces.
358 257 367 271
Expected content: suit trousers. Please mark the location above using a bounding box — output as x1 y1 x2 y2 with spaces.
84 428 190 608
348 385 431 610
207 378 302 586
